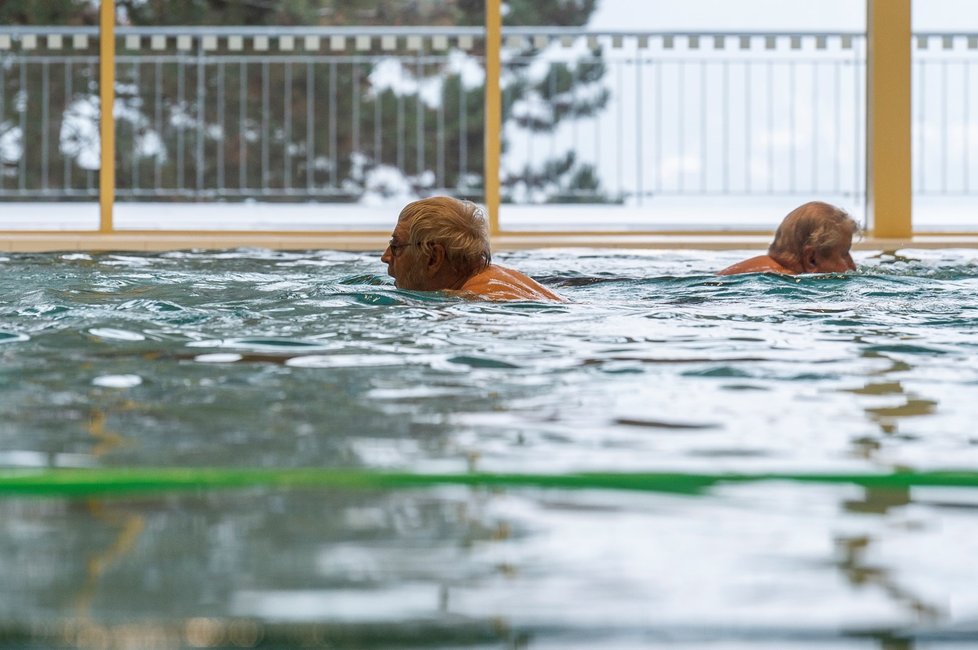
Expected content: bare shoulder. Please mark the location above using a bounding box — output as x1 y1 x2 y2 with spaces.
717 255 793 276
460 265 564 302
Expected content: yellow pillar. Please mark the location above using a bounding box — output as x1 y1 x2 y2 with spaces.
99 0 115 232
484 0 502 235
866 0 912 239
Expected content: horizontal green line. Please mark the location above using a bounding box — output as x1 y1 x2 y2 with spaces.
0 468 977 498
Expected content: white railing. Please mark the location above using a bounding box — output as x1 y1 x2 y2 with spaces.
0 27 975 211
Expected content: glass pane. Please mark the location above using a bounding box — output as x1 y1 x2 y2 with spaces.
114 0 486 231
912 0 978 231
0 1 100 230
500 0 868 232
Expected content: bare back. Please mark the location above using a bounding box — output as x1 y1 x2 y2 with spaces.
460 264 563 301
717 255 794 276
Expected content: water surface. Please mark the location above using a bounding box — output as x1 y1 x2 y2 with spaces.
1 248 977 648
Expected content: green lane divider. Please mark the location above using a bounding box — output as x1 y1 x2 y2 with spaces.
0 468 977 498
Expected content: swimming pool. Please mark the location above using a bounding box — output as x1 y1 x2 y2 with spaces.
1 248 977 648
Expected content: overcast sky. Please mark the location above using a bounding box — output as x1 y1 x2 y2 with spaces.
588 0 978 32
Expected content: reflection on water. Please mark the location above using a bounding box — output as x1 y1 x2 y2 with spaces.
0 248 977 647
74 502 146 621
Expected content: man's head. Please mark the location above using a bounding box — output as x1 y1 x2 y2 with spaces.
381 196 492 290
768 201 859 273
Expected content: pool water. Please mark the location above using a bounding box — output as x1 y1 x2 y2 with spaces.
1 248 978 648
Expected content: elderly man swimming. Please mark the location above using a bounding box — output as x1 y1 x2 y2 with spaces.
381 196 563 301
718 201 859 275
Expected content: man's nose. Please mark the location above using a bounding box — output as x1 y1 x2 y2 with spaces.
381 247 392 263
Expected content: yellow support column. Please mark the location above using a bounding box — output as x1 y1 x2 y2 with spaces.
484 0 502 235
866 0 912 239
99 0 116 233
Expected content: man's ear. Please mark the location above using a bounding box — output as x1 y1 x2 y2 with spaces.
425 243 446 276
801 245 818 273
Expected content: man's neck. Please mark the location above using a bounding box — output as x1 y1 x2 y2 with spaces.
441 263 491 292
768 255 801 274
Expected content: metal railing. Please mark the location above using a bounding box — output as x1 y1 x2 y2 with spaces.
502 31 868 205
913 34 978 196
0 26 975 206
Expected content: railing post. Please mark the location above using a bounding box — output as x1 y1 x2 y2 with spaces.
99 0 116 232
484 0 501 235
866 0 912 239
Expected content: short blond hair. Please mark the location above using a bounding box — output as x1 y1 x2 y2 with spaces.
768 201 859 269
399 196 492 277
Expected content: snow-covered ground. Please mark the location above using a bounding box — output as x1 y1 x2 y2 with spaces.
0 195 974 232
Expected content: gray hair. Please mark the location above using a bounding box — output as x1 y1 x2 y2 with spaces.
399 196 492 277
768 201 859 269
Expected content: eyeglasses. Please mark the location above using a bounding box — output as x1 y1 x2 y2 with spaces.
387 239 418 257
